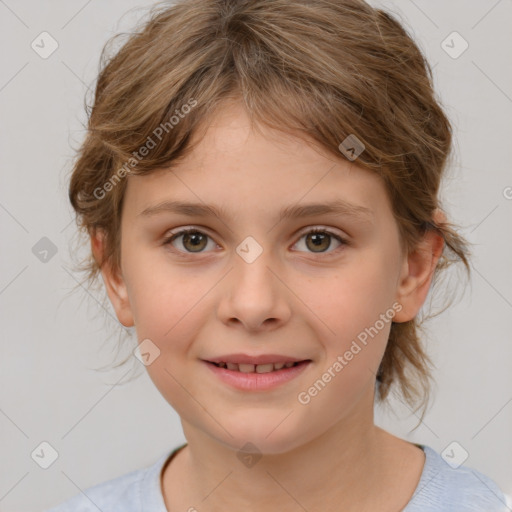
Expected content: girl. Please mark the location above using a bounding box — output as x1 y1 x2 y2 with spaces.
46 0 509 510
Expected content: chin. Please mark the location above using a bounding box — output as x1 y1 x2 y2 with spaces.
212 419 314 457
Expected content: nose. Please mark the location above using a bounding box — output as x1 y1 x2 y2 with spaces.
216 247 292 333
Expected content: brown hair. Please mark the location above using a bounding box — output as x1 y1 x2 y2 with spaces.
67 0 471 421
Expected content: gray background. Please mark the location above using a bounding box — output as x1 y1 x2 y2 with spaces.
0 0 511 510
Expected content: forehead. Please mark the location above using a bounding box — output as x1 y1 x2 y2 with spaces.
122 102 391 222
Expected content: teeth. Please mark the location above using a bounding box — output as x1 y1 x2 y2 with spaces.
255 363 274 373
214 361 302 373
238 363 256 373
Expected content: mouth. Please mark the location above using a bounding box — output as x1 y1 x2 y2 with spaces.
202 358 312 391
205 360 310 373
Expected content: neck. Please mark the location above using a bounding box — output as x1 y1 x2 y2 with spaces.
162 392 404 511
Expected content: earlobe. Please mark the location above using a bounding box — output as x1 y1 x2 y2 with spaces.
101 263 135 328
393 211 445 323
90 230 135 328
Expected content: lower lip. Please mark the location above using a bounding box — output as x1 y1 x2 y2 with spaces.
203 360 311 391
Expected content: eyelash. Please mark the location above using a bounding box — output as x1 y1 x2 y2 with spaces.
162 226 349 257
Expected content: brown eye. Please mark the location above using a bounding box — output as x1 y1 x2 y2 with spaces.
294 228 347 255
164 228 213 253
306 231 331 252
163 226 348 257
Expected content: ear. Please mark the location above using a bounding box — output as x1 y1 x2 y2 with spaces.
393 209 446 323
90 229 135 327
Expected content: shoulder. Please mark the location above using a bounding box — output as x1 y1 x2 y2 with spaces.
404 444 510 512
43 468 143 512
43 451 173 512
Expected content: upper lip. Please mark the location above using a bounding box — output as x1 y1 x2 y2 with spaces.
204 354 311 365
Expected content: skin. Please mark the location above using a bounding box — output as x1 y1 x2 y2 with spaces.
93 100 444 512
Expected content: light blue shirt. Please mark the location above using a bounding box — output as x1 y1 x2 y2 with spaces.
45 443 509 511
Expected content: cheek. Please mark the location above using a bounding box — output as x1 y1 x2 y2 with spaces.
294 263 394 420
125 240 185 314
294 252 397 372
124 253 205 350
126 265 211 409
303 252 397 329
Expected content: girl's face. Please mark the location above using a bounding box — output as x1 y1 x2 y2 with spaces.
101 102 433 454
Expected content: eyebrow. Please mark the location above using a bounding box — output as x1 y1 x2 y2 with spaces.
137 199 373 222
